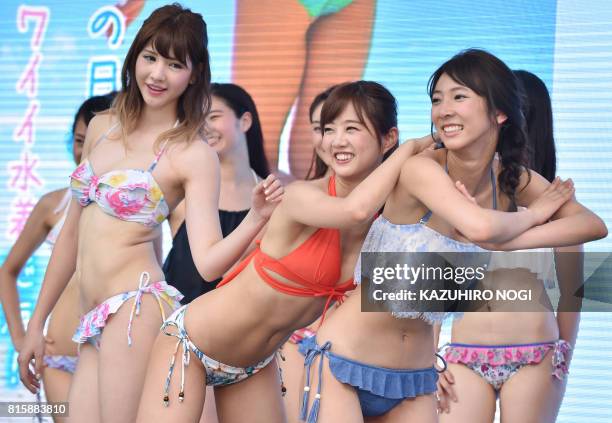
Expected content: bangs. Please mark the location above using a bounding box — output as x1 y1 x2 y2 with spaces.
320 84 370 135
149 24 191 66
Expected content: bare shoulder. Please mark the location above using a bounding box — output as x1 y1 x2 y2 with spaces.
515 167 550 205
400 148 444 179
282 177 328 201
82 112 115 157
166 136 219 181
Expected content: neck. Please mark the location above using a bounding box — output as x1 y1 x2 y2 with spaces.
333 173 363 198
219 147 254 187
446 134 497 196
138 102 178 132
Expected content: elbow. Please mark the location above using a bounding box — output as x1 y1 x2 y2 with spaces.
595 220 608 240
348 203 371 226
195 259 221 282
462 217 495 244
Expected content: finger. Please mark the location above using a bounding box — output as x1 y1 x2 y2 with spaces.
34 350 44 382
264 180 282 195
44 336 54 344
445 369 455 384
252 180 265 195
264 174 278 188
266 191 284 202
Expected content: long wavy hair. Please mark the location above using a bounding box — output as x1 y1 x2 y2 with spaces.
428 49 529 202
112 3 211 150
211 83 270 179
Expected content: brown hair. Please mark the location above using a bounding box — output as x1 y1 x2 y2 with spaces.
320 81 398 161
112 3 211 150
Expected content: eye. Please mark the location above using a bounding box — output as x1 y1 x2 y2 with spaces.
74 137 85 145
346 126 359 132
312 126 321 134
143 54 155 62
454 94 467 100
169 62 184 70
323 127 334 134
431 97 441 105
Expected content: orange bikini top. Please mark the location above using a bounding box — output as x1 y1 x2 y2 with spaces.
217 175 354 322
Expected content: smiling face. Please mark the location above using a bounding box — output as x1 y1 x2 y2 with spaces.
205 95 249 156
135 43 193 111
323 103 384 180
310 102 332 166
431 73 503 151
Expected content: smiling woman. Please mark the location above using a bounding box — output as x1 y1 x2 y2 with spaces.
16 5 283 423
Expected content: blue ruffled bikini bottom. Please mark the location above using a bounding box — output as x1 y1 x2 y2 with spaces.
298 336 438 421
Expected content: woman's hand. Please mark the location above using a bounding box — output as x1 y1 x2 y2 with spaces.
17 325 46 393
251 174 284 220
527 177 575 225
436 367 457 414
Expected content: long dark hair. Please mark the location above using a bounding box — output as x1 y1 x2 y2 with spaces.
428 49 529 201
514 70 556 182
113 3 211 150
306 85 336 180
72 92 117 134
211 83 270 178
320 80 399 161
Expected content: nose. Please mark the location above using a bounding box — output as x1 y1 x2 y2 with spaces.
330 129 348 149
436 97 455 119
150 61 166 81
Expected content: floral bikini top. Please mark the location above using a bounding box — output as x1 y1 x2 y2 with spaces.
70 124 169 227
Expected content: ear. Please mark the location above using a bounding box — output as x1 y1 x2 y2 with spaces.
239 111 253 133
496 110 508 125
381 127 399 155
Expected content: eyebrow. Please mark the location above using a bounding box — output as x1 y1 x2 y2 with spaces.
433 86 468 95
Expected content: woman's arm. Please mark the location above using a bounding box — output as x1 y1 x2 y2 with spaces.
16 112 110 392
0 191 57 351
399 156 574 243
279 136 434 229
178 140 283 281
479 173 607 250
555 244 583 365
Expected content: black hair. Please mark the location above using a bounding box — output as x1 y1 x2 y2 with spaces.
428 49 529 201
210 83 270 178
71 92 117 135
514 70 556 182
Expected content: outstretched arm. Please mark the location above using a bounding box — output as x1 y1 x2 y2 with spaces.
180 140 283 281
280 136 433 229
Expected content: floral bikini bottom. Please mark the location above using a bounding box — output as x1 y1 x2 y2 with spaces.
442 340 571 390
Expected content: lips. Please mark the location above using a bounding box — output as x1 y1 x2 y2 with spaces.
441 124 463 136
146 83 166 96
333 152 354 164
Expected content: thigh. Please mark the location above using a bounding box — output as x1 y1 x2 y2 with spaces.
137 330 207 423
215 357 286 423
199 386 219 423
42 366 72 423
303 354 363 423
279 342 307 423
365 394 437 423
98 295 172 423
67 344 99 423
439 363 496 423
499 350 566 423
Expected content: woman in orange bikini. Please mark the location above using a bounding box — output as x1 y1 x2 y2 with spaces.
136 80 433 423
